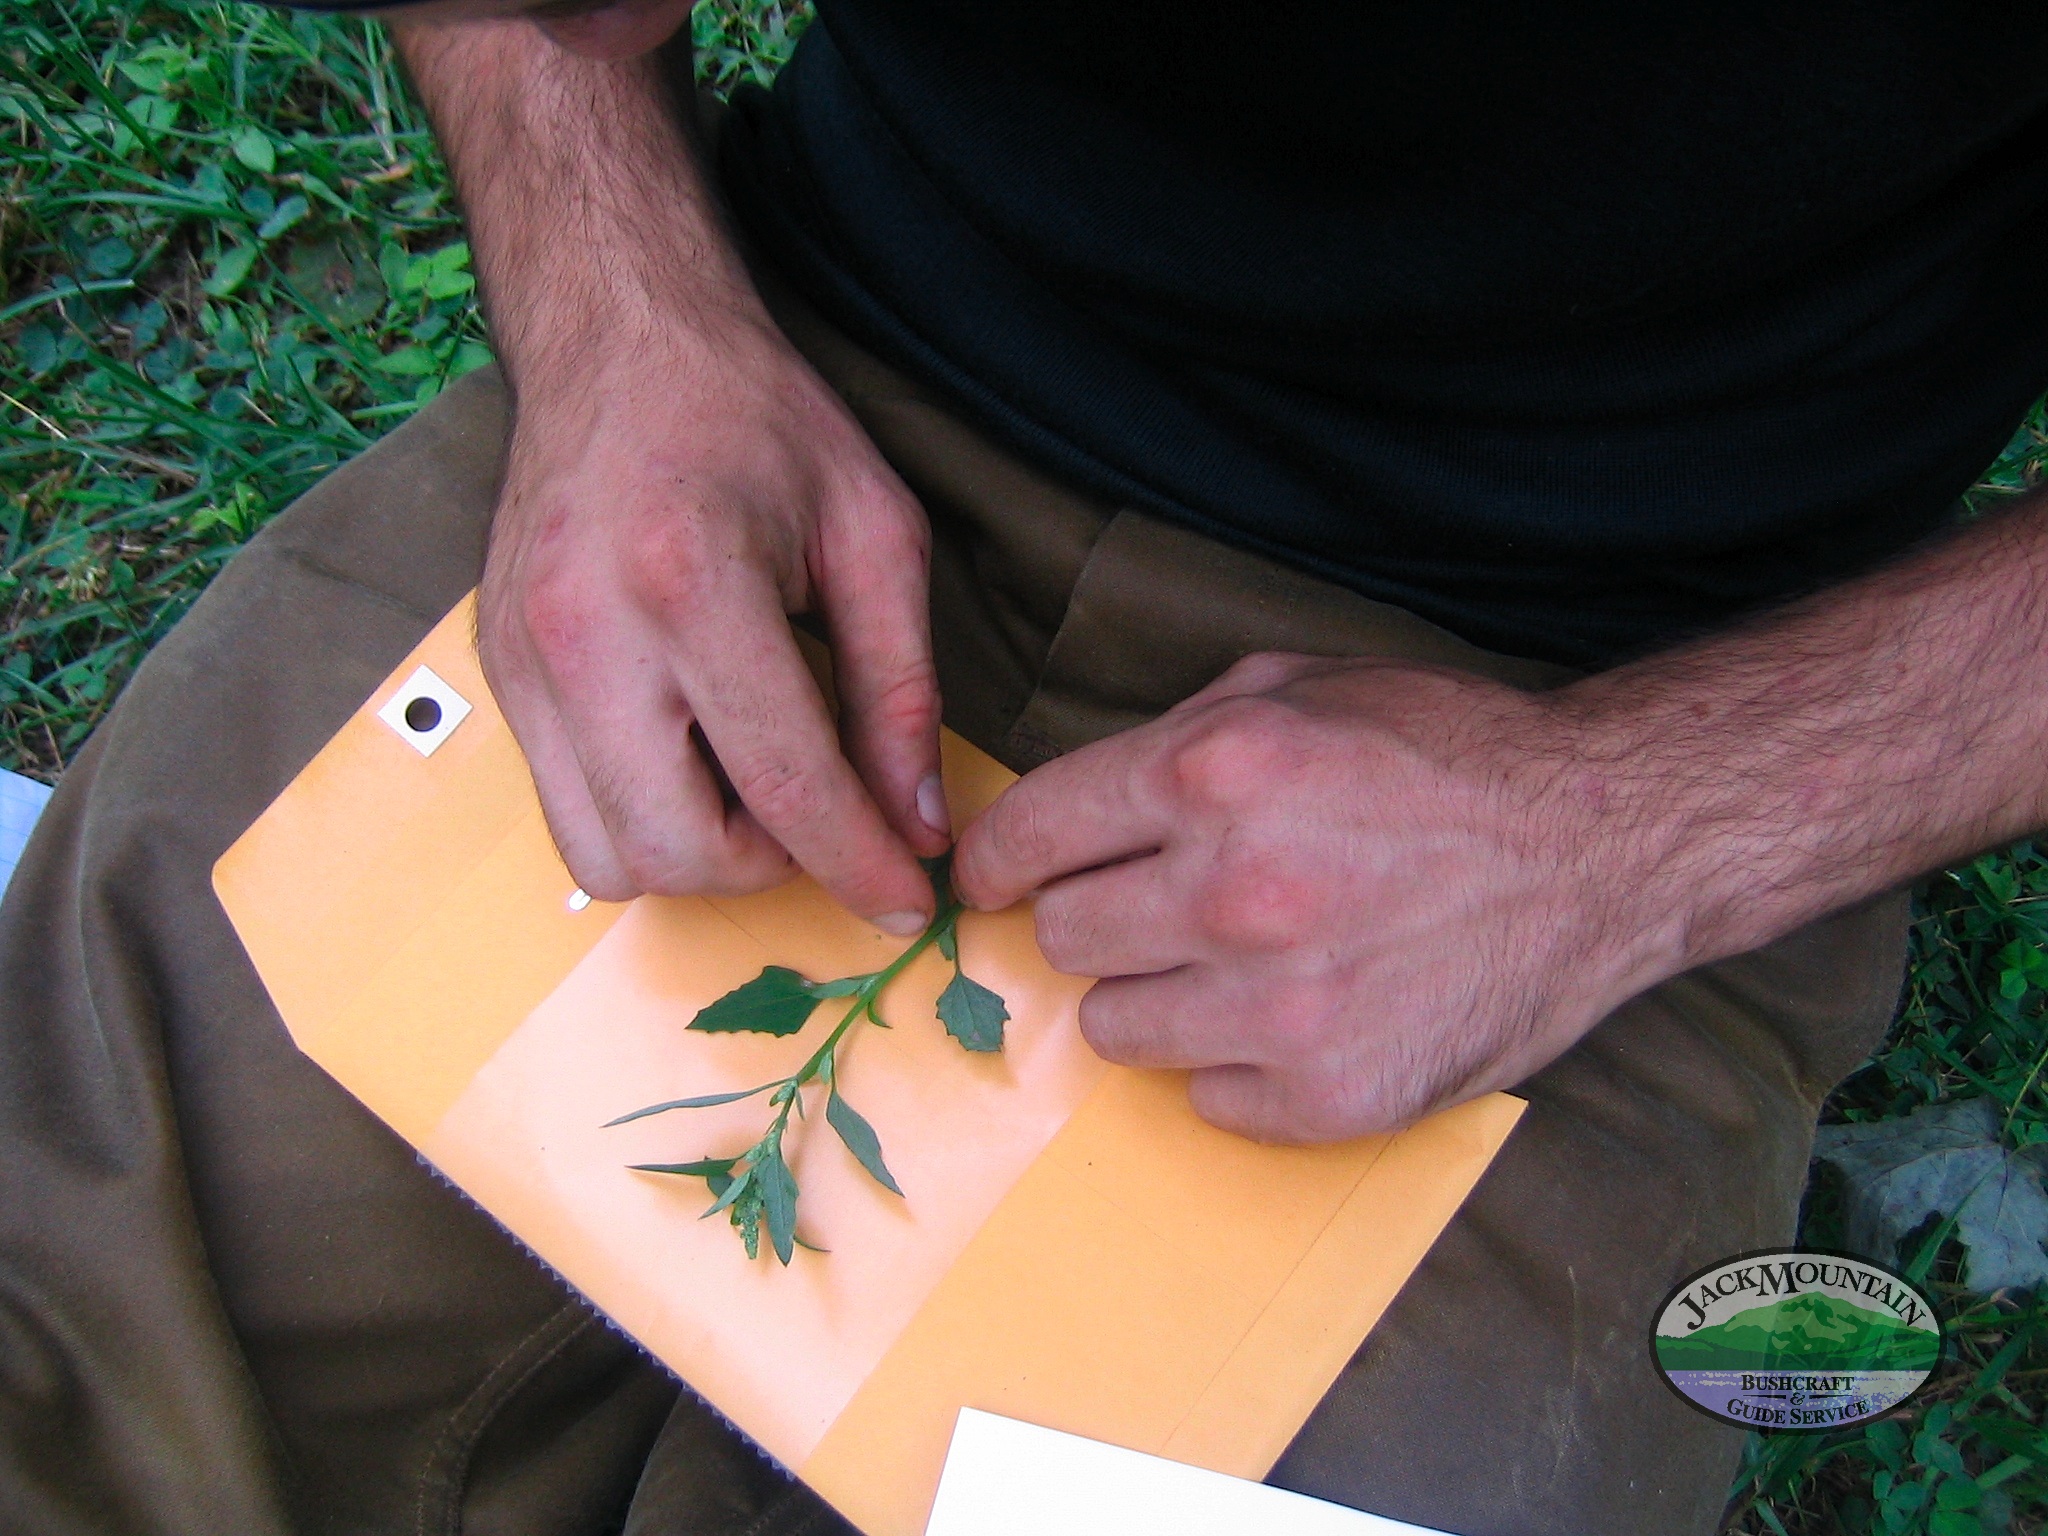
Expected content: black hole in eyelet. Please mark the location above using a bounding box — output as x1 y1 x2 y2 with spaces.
403 696 443 734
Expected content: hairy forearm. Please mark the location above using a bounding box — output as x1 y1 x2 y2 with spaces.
392 13 759 395
1562 495 2048 970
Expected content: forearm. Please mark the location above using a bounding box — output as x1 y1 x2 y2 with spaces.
385 8 947 924
1566 494 2048 971
392 11 762 396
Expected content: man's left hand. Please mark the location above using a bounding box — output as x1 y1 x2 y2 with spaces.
952 653 1688 1143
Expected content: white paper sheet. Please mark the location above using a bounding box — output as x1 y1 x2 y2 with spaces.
924 1410 1456 1536
0 768 53 900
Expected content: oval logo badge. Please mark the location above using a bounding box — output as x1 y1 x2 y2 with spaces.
1651 1249 1943 1432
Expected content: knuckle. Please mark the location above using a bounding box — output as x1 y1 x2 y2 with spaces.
1245 975 1335 1057
1076 987 1141 1062
728 755 827 835
1216 649 1310 694
858 658 941 739
1168 698 1295 811
1283 1079 1373 1144
985 794 1058 875
626 513 723 615
865 484 932 556
1032 896 1093 975
607 824 696 898
516 571 605 681
1193 864 1321 953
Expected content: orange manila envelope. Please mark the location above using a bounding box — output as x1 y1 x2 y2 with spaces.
213 596 1524 1536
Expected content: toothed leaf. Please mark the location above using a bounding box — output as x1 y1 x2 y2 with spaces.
937 969 1008 1052
689 966 822 1036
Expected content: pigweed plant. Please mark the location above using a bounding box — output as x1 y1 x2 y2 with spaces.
608 857 1008 1264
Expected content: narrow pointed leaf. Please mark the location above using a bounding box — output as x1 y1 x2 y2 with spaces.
936 924 957 962
689 966 824 1035
701 1165 755 1219
603 1082 778 1126
937 970 1009 1052
629 1157 737 1180
827 1090 903 1196
756 1151 801 1265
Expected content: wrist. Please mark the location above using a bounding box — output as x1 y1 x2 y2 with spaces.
493 255 773 401
1544 668 1867 985
400 14 766 392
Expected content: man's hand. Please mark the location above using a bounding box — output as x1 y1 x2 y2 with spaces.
479 294 948 918
958 494 2048 1145
397 13 948 929
953 655 1681 1142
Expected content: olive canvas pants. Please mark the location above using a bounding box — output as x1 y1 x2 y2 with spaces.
0 276 1911 1535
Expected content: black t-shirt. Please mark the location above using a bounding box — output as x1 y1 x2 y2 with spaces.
719 1 2048 664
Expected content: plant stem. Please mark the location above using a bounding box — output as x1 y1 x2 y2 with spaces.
737 889 967 1172
797 892 965 1085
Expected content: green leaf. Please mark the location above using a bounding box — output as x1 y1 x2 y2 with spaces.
689 966 823 1036
1880 1479 1927 1535
630 1157 737 1180
117 59 169 91
1920 1434 1968 1479
602 1081 779 1126
422 268 475 301
256 193 309 242
448 341 494 378
202 243 257 297
286 237 387 330
937 970 1008 1052
756 1148 800 1265
129 94 179 134
936 924 957 962
1928 1510 1983 1536
635 1156 742 1200
85 237 132 277
1936 1475 1983 1511
19 324 57 376
230 126 274 174
372 344 441 376
1866 1419 1908 1471
827 1091 902 1196
702 1164 755 1219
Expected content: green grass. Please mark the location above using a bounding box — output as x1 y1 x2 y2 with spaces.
0 0 805 777
2 4 2043 1531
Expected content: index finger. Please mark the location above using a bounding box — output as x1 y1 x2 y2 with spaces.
951 724 1173 911
676 573 937 932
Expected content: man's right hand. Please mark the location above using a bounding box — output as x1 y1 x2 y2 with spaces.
396 10 949 931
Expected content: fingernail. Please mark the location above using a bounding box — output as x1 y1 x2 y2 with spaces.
874 909 927 937
915 773 950 837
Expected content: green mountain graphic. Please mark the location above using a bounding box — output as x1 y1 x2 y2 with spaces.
1657 1291 1939 1373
